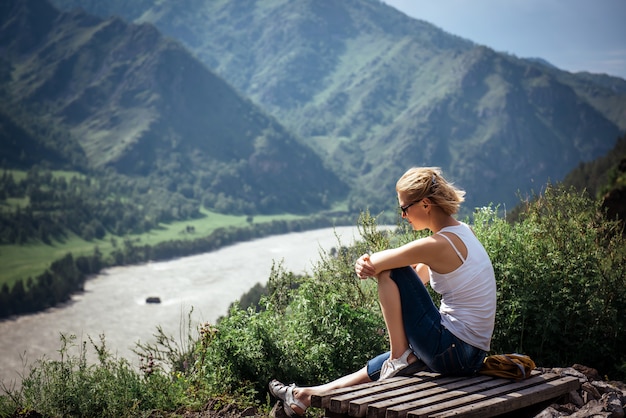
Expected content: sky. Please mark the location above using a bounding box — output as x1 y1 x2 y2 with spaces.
381 0 626 80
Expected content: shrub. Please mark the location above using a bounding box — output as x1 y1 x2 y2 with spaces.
473 185 626 379
1 334 187 418
192 211 392 400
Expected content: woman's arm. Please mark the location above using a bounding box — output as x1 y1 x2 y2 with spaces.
369 237 437 273
355 237 438 279
414 263 430 285
355 234 461 279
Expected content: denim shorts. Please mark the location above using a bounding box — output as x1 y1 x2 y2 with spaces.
366 266 487 380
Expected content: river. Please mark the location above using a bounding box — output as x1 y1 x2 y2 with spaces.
0 226 380 388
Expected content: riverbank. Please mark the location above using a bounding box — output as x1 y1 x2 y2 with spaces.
1 212 357 320
0 226 377 390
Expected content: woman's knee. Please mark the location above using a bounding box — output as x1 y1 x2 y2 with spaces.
378 267 418 295
375 267 415 280
389 266 417 284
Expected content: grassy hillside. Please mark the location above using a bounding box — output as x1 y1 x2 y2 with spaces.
0 207 305 289
562 134 626 223
0 160 355 321
0 0 348 216
50 0 626 215
0 166 352 298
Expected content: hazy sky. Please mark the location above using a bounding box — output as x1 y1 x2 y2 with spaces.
381 0 626 79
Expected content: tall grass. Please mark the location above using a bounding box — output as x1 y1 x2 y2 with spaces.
1 334 187 417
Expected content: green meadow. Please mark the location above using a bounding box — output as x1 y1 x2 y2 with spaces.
0 207 307 290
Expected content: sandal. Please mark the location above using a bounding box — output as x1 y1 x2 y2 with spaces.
269 379 307 417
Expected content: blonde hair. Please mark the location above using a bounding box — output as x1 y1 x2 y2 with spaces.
396 167 465 215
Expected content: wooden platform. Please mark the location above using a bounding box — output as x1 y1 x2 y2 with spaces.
310 370 580 418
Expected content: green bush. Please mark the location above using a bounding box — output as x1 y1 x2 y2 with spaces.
192 211 391 400
473 184 626 379
1 334 187 418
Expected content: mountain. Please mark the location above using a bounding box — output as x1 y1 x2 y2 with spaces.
563 134 626 223
523 57 559 70
48 0 626 214
0 107 86 169
0 0 348 214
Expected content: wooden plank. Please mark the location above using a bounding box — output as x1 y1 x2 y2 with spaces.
405 374 578 418
369 375 497 418
347 376 467 417
311 372 440 409
329 375 441 414
369 370 541 418
405 375 550 418
315 370 577 418
430 376 580 417
312 380 395 409
403 376 549 418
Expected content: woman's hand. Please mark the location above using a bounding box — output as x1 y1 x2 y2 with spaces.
355 254 375 279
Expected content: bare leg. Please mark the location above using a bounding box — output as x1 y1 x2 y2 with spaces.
290 367 371 414
281 270 421 414
376 270 411 359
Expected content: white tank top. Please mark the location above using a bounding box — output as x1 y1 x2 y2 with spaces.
429 222 496 351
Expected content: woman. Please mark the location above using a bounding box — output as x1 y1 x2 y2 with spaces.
269 167 496 417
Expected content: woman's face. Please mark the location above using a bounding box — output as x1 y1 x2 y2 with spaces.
397 191 427 230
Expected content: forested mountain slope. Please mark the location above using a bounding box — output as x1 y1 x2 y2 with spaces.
0 0 347 214
563 134 626 223
50 0 626 213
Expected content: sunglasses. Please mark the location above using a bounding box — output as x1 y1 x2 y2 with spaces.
400 200 422 216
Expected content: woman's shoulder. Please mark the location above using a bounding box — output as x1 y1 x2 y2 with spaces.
437 222 479 245
438 221 470 234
